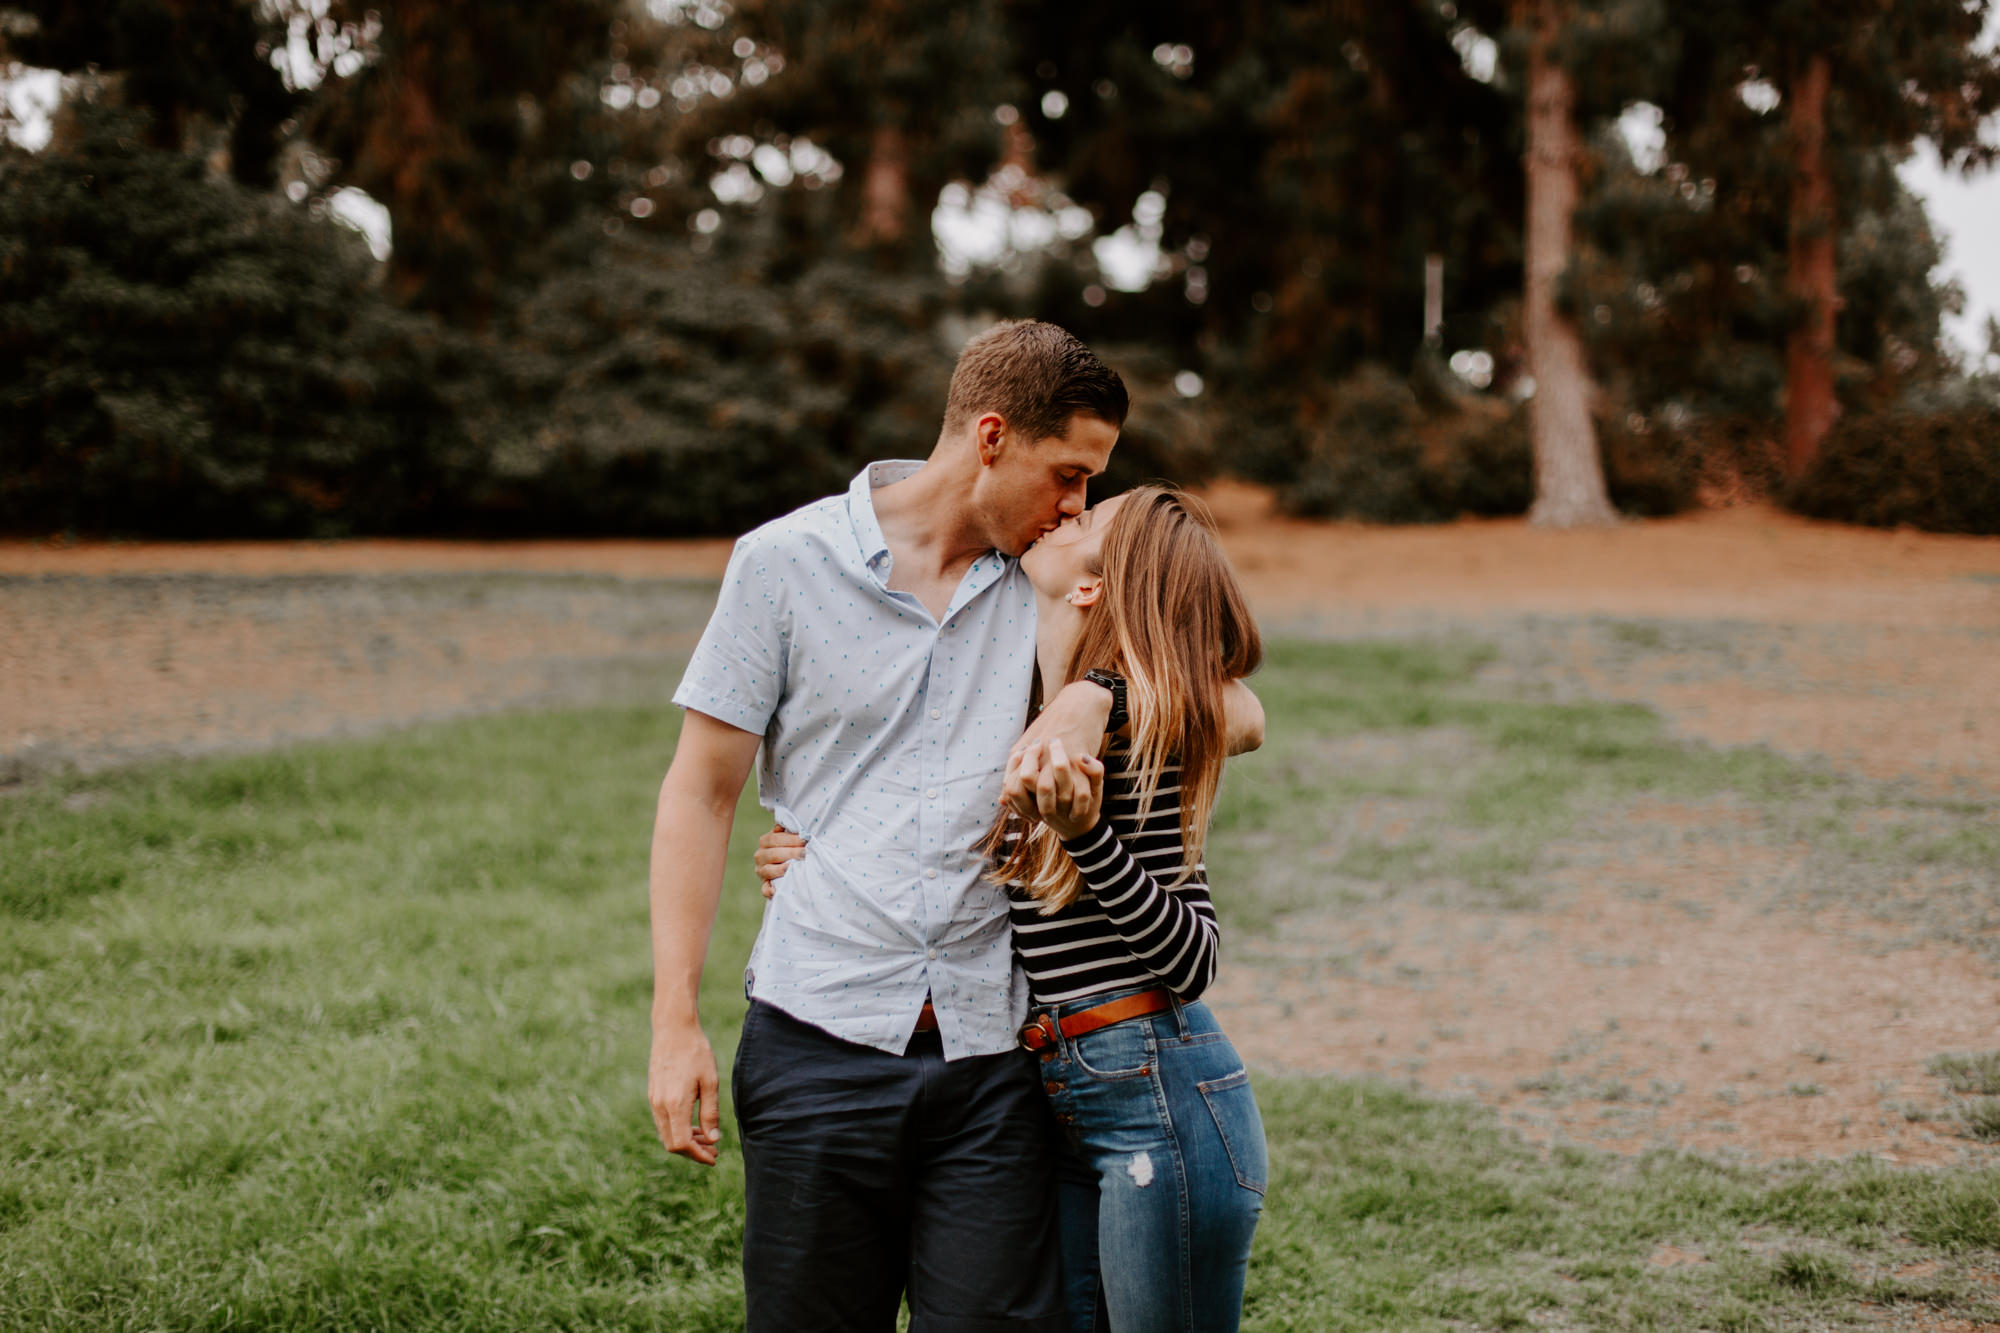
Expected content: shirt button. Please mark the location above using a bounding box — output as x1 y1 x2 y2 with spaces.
925 867 939 879
926 787 939 799
927 948 939 960
930 708 941 719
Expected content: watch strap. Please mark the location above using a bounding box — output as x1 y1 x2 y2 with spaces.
1082 668 1129 732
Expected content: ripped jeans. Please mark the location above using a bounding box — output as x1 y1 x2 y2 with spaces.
1033 988 1267 1333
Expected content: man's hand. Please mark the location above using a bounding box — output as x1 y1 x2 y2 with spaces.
1008 738 1104 840
648 1022 722 1165
754 824 807 899
1004 679 1112 816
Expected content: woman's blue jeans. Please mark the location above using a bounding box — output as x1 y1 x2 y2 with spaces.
1032 988 1267 1333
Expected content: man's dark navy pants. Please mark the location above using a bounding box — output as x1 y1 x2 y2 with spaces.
732 1000 1068 1333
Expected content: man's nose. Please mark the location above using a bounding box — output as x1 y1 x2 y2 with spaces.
1057 487 1086 517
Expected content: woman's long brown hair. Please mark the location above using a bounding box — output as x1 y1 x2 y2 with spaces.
984 485 1263 912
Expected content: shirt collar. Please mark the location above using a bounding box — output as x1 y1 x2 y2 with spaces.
846 459 924 581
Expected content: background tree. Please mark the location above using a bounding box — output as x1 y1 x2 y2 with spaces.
301 0 619 319
11 0 299 183
1510 0 1616 525
1665 0 2000 478
4 0 1996 537
1001 1 1522 484
722 0 1014 267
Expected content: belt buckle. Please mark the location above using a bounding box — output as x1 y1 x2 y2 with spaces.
1018 1014 1057 1052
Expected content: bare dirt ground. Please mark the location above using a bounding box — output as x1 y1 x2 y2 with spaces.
1190 486 2000 1169
1210 788 2000 1167
5 492 1998 1174
1197 482 2000 796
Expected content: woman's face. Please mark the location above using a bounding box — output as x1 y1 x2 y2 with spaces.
1020 492 1126 604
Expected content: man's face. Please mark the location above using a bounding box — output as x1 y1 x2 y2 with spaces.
974 412 1119 558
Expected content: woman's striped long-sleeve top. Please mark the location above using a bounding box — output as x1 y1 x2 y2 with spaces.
1005 739 1219 1004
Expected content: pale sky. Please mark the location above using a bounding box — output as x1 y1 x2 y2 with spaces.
1899 143 2000 366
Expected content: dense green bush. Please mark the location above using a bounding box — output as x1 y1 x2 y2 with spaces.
0 111 935 538
442 226 1217 535
1088 346 1220 499
0 106 470 536
0 108 1216 539
1283 365 1457 523
1599 415 1701 516
1788 403 2000 534
1278 364 1731 523
446 215 944 536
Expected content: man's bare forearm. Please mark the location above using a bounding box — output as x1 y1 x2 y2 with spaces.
649 712 764 1033
1015 677 1260 767
649 772 737 1033
1016 679 1113 756
646 713 762 1164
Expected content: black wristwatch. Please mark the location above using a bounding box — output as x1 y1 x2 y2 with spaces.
1082 668 1129 733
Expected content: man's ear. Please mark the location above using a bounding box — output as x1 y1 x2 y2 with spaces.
974 412 1008 467
1070 575 1104 609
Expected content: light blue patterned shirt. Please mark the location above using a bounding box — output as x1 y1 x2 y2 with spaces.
673 461 1037 1058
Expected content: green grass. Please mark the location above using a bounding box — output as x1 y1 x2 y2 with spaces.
1248 1080 2000 1330
1209 639 1818 929
1927 1052 2000 1145
4 639 1998 1330
1928 1052 2000 1097
1958 1100 2000 1144
2 706 759 1330
1211 640 1996 958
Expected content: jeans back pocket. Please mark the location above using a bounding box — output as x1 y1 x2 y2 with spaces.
1197 1068 1269 1195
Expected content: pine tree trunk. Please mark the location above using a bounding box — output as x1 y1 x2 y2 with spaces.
1520 0 1617 528
856 123 909 249
1783 52 1839 480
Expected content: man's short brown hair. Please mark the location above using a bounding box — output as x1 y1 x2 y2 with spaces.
943 320 1129 443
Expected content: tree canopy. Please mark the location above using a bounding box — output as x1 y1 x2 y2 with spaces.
4 0 1996 535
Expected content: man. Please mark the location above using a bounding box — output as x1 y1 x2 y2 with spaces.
647 321 1247 1331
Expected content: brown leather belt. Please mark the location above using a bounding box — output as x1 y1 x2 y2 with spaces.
1018 989 1173 1052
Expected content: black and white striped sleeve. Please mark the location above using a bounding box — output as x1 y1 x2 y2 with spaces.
1057 820 1218 996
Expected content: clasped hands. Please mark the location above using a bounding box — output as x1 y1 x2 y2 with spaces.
1000 736 1104 841
998 676 1112 841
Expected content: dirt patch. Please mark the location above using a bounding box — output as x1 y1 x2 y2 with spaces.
8 492 1997 787
0 572 711 777
1209 795 2000 1166
1869 1310 2000 1333
1647 1244 1710 1269
0 538 738 580
1196 484 2000 795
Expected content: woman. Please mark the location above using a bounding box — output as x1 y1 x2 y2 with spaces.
759 485 1267 1333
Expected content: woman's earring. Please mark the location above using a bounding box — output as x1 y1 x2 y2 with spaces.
1064 592 1077 604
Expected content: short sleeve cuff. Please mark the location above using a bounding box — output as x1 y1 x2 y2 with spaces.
671 683 772 736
